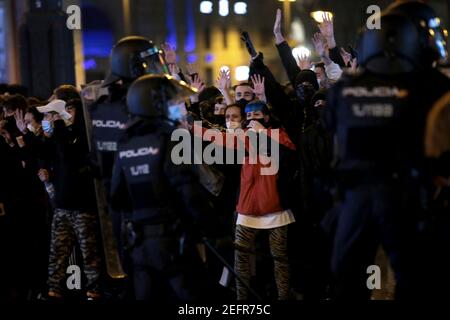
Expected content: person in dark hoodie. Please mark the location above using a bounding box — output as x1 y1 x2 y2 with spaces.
38 98 101 300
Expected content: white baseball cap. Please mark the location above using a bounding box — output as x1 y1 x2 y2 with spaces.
37 99 72 120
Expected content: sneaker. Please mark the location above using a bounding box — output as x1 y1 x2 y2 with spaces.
47 290 63 301
86 291 101 301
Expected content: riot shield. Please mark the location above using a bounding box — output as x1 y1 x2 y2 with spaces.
81 81 126 279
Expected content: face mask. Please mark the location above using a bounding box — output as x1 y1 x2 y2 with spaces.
27 124 37 134
236 99 249 108
42 120 54 136
226 121 241 130
296 84 315 104
167 102 187 122
244 118 268 129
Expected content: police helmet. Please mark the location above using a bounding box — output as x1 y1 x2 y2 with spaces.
387 1 448 66
126 75 196 119
358 13 421 74
103 36 169 87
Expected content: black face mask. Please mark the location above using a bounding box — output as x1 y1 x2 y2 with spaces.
296 83 316 105
236 99 250 108
244 118 268 129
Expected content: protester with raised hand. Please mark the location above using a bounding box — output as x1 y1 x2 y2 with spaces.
312 32 343 84
317 12 346 68
216 69 234 106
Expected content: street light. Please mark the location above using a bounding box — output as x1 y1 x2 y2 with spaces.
278 0 296 38
200 1 213 14
292 46 311 60
310 11 334 23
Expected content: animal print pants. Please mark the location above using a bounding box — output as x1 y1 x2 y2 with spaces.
234 225 290 300
47 209 100 294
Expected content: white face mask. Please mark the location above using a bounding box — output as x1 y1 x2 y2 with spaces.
226 121 241 130
27 124 37 133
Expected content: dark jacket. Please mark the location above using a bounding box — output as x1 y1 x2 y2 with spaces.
50 119 96 211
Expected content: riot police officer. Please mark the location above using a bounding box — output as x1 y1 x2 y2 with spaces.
325 12 434 300
86 37 169 285
110 74 216 301
90 36 169 195
385 1 450 163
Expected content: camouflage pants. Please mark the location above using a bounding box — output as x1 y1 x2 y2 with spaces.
48 209 100 294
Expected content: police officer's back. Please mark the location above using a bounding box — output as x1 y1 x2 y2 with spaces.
324 13 429 300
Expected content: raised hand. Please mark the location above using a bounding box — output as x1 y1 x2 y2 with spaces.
191 74 205 93
14 109 27 134
340 47 352 66
161 42 177 65
273 8 285 45
186 64 199 77
298 53 312 70
312 32 327 57
250 74 266 98
350 58 358 73
318 12 336 49
247 120 265 132
216 70 231 92
216 70 234 105
38 168 50 183
168 63 181 79
318 12 334 38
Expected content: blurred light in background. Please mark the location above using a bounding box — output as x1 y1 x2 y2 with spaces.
205 53 215 63
83 31 114 57
187 53 198 64
184 0 196 53
234 2 247 15
235 66 249 81
84 59 97 70
310 11 334 23
200 1 213 14
292 46 311 59
0 3 6 82
219 0 229 17
291 18 306 44
81 5 114 59
166 0 177 48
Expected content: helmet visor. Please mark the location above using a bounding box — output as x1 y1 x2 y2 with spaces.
140 47 170 75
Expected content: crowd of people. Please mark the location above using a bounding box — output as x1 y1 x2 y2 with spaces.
0 2 449 302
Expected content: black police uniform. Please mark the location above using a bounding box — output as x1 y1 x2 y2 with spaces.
324 8 450 299
90 92 129 190
90 36 169 272
325 71 421 299
110 118 214 301
90 90 130 255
